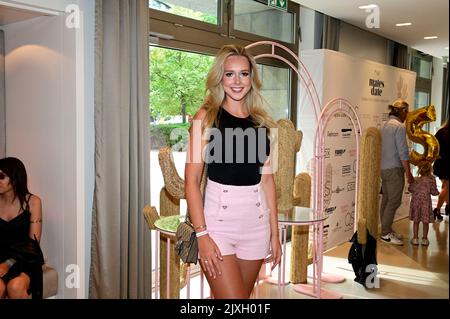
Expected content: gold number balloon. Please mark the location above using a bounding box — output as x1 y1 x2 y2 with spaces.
405 105 440 166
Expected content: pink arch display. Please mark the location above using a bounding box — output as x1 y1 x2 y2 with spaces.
314 98 362 233
245 42 362 227
245 41 321 121
246 42 362 297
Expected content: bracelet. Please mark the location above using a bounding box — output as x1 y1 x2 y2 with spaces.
194 225 207 232
5 258 16 268
196 230 209 238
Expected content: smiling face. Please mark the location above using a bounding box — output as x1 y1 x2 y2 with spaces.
222 55 252 103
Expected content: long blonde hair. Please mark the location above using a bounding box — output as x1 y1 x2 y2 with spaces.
201 44 276 130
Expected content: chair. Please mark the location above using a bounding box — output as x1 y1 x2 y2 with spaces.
268 119 313 284
42 264 58 298
143 147 207 298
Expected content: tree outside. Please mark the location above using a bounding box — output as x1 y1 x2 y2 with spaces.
150 47 213 123
149 2 217 149
149 47 214 149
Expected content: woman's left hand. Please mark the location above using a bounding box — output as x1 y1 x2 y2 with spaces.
270 236 282 271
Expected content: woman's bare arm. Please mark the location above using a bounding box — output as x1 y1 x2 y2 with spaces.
28 195 42 241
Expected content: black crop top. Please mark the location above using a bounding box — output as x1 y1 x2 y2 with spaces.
206 107 270 186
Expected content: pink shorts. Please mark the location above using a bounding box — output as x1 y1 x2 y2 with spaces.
203 178 271 260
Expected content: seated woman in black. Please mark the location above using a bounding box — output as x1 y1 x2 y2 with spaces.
0 157 43 299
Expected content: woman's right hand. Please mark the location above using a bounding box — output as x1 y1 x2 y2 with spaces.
0 262 9 278
198 235 223 279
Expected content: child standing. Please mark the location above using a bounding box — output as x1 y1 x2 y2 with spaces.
408 162 440 246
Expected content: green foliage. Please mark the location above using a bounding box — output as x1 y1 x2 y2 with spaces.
150 47 214 122
200 13 217 24
171 6 218 24
150 123 191 150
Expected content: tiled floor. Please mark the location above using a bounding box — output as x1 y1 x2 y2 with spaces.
254 216 449 299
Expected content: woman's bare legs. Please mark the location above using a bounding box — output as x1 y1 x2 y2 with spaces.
422 222 429 240
6 272 30 299
436 179 448 210
202 255 263 299
412 221 419 239
0 279 6 299
237 258 264 297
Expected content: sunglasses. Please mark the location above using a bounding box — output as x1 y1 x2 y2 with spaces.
0 172 7 180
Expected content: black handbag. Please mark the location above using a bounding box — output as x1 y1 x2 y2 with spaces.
175 167 207 265
175 215 198 264
348 230 378 288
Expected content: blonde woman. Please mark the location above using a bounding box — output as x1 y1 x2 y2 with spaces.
185 44 281 299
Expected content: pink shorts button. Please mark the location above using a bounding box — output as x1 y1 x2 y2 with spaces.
203 178 271 260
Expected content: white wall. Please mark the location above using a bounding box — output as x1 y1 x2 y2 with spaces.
3 12 87 298
0 0 73 12
3 0 95 298
339 22 388 64
3 0 94 298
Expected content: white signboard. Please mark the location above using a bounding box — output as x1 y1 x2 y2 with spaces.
297 49 416 250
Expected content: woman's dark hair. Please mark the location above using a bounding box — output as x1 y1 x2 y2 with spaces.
0 157 31 208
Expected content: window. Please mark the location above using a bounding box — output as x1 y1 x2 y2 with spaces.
258 64 291 120
415 91 430 108
411 51 432 110
149 0 299 53
233 0 296 44
150 0 220 25
149 0 299 121
412 56 432 79
410 50 433 175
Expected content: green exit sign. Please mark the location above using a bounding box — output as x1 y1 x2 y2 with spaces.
268 0 288 12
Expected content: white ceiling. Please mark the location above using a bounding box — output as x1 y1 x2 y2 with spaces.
0 4 45 26
291 0 449 59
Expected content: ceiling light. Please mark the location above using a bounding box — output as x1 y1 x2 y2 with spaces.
358 4 377 9
424 36 438 40
396 23 412 27
445 47 449 50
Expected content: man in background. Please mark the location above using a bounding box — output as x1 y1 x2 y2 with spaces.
379 99 414 245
